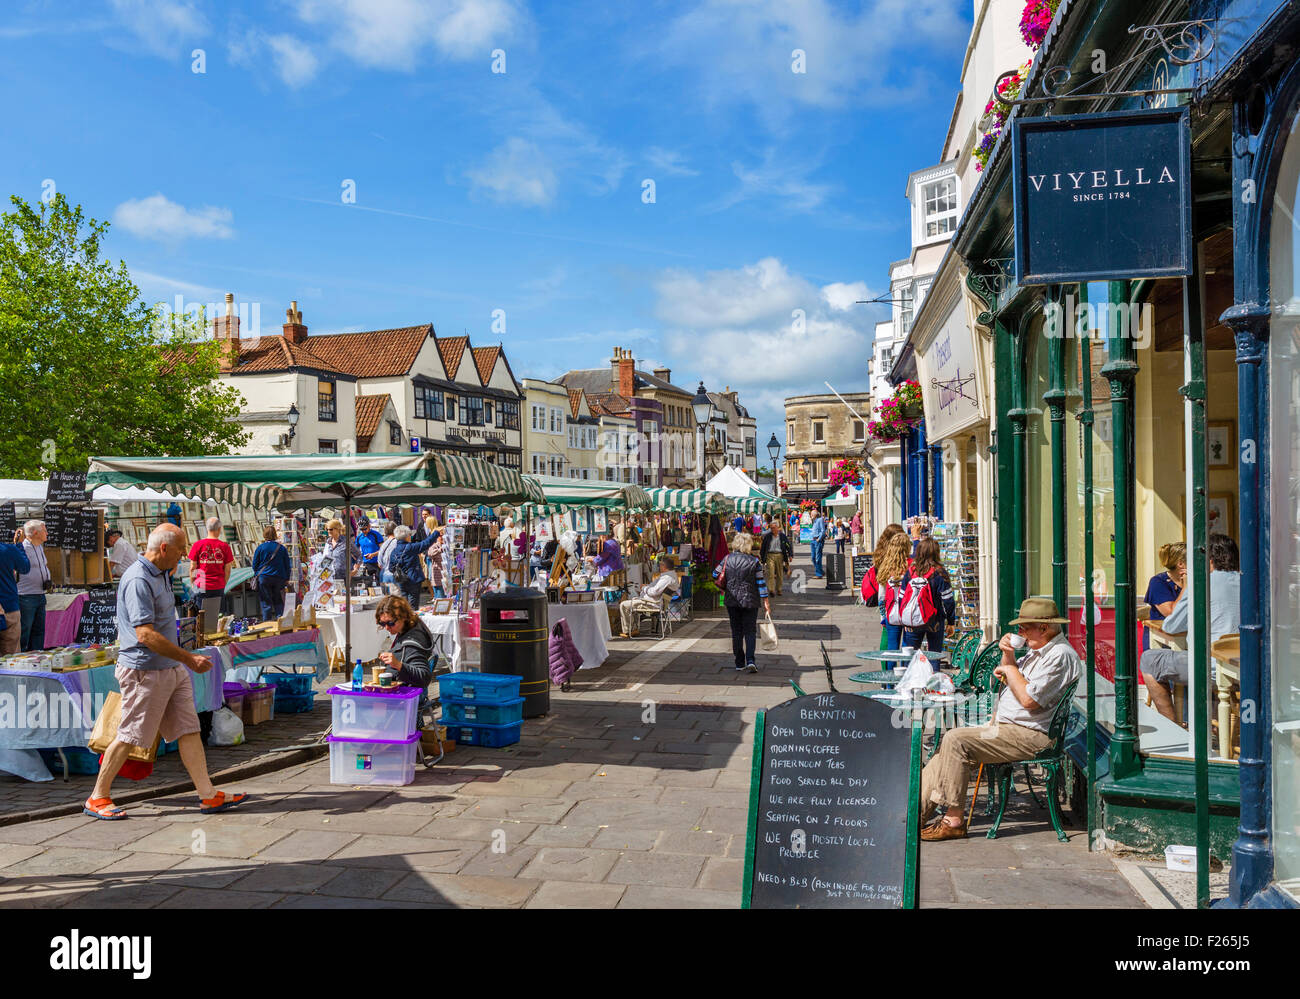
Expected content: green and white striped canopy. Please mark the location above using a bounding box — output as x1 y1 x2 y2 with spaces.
519 476 652 516
87 453 545 510
730 495 789 515
644 486 730 514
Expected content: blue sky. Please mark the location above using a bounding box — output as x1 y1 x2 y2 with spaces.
1 0 972 451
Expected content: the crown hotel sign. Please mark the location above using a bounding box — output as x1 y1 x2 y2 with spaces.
1012 108 1192 285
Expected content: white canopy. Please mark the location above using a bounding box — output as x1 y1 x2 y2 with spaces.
0 479 208 506
824 484 863 509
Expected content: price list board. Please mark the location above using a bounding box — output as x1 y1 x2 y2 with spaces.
72 508 102 553
742 693 921 909
43 505 65 548
46 471 89 504
0 503 15 537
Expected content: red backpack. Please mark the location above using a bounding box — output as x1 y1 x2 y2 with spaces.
891 568 937 628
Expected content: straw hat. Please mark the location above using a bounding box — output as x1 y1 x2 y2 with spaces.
1008 597 1070 625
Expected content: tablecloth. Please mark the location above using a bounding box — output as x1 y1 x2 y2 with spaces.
419 613 463 672
222 629 329 684
548 600 610 670
316 609 389 666
43 591 89 648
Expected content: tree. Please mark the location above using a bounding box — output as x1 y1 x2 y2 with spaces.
0 194 248 478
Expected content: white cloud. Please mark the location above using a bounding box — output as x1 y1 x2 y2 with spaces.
109 0 207 58
644 147 699 178
465 138 558 208
293 0 523 70
228 31 320 88
654 257 875 430
113 194 235 241
709 149 834 214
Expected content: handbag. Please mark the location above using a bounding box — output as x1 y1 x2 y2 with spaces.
88 691 161 762
759 612 779 653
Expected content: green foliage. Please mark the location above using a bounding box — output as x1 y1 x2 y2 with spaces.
0 194 249 477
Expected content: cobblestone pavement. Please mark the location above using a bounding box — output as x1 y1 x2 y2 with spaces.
0 549 1148 909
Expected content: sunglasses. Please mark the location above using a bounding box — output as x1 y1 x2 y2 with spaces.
378 618 398 628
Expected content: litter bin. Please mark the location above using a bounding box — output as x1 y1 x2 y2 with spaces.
480 588 550 717
824 552 846 590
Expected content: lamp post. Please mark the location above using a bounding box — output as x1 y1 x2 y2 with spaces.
691 382 712 489
766 433 781 495
286 403 300 448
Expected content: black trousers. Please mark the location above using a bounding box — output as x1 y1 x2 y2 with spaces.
727 605 759 668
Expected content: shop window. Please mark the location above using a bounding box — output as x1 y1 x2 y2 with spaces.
501 400 520 430
787 422 794 445
484 399 493 425
464 396 484 426
414 386 443 421
446 396 457 423
388 421 402 446
531 403 546 431
318 379 336 422
853 420 865 442
898 286 913 338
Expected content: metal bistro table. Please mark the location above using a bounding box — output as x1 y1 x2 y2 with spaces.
850 649 948 689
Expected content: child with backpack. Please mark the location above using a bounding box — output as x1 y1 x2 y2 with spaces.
862 530 912 650
894 538 956 652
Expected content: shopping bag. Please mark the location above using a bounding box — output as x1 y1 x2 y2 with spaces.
87 691 161 762
209 706 245 746
895 651 935 696
759 613 779 653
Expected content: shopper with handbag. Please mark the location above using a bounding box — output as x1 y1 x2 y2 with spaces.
390 524 440 608
714 533 771 673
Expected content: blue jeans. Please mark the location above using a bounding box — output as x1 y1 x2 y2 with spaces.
257 579 286 622
903 626 945 653
882 622 903 650
810 540 825 576
19 593 45 651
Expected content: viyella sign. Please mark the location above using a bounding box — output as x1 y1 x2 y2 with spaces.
1012 108 1192 284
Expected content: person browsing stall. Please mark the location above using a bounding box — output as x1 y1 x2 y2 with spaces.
617 555 679 638
389 524 439 609
85 523 247 820
106 527 139 579
0 530 31 656
759 517 792 596
919 598 1081 841
188 517 233 625
252 526 291 621
355 517 384 586
17 520 50 652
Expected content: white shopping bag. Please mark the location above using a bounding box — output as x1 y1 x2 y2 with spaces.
895 651 935 696
759 613 779 653
209 706 245 746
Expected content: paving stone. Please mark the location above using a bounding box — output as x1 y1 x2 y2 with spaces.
459 797 575 825
525 881 627 909
156 886 282 909
60 881 181 908
92 852 188 877
697 857 743 891
558 780 664 802
228 862 342 895
607 851 704 887
563 799 700 830
699 806 750 834
329 834 481 873
519 847 622 884
457 777 574 798
654 829 732 856
459 843 539 878
617 885 738 908
590 828 660 851
0 879 93 908
0 843 49 868
0 847 123 877
0 814 94 845
154 856 268 889
124 822 291 859
31 817 164 851
919 864 956 904
266 809 436 837
523 824 596 848
383 871 538 908
949 867 1146 907
652 768 721 788
312 866 406 898
271 894 428 909
657 789 750 812
506 762 603 782
256 829 360 861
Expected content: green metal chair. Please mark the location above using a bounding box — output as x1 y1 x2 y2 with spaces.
790 679 807 697
963 642 1004 694
984 679 1080 842
948 630 982 686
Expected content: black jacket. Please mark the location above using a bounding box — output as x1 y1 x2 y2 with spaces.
390 619 434 690
759 530 792 562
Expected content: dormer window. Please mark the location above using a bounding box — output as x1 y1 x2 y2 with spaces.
923 176 957 238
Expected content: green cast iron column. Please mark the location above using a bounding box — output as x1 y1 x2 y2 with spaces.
1008 314 1031 610
993 314 1018 632
1045 287 1069 612
1075 284 1099 849
1102 280 1141 781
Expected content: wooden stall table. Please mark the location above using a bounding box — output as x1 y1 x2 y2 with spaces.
1211 634 1241 760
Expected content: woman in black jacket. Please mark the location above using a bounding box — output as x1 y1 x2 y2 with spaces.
375 595 434 695
713 533 772 673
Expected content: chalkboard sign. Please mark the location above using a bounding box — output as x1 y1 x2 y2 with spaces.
743 693 921 909
76 588 119 644
43 505 65 548
852 554 873 591
72 508 101 553
46 471 89 504
0 502 15 537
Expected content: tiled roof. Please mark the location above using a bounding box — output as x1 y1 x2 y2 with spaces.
586 392 631 417
233 336 342 375
354 394 390 452
567 388 583 419
295 325 430 378
437 336 472 382
471 345 500 386
558 369 611 398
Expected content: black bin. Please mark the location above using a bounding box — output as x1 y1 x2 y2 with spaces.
480 588 550 717
824 552 846 590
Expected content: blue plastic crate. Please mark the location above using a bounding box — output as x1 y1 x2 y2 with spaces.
446 719 522 748
274 690 317 714
437 672 520 704
441 695 524 726
261 671 314 696
38 747 100 775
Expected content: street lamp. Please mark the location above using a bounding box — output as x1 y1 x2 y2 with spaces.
766 433 781 495
286 403 300 444
691 382 712 488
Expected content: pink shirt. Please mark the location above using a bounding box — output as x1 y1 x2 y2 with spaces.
189 538 233 591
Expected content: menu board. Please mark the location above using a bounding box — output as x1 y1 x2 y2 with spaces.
46 471 89 503
76 588 120 644
852 554 873 591
43 505 65 548
72 508 102 553
0 503 15 537
743 693 920 909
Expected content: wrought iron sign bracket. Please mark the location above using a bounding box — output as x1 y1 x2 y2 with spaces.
996 19 1215 110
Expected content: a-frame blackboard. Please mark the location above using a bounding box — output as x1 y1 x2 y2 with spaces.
742 692 922 909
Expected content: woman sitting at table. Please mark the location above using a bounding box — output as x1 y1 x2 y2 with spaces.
375 595 434 695
1142 541 1185 650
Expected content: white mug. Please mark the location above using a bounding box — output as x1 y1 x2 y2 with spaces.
1008 634 1026 649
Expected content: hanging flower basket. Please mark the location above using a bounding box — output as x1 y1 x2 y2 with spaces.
1020 0 1060 50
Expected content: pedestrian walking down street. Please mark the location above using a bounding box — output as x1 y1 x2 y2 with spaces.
17 520 49 652
714 533 771 673
850 509 863 551
834 517 847 554
759 517 792 596
85 523 247 820
809 507 828 577
251 525 291 621
377 522 399 594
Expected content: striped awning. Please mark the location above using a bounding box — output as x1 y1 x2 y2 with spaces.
644 487 730 514
87 453 544 510
731 495 789 515
519 476 652 516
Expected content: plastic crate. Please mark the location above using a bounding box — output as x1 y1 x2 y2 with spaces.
440 695 524 726
261 671 315 696
328 732 418 786
437 672 519 704
39 747 100 775
329 685 421 741
275 690 317 714
445 719 522 748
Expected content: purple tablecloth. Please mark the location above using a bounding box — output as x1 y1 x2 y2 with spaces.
43 592 89 648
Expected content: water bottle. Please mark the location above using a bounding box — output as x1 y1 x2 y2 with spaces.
352 659 363 692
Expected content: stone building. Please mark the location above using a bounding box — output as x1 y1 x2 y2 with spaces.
782 391 872 503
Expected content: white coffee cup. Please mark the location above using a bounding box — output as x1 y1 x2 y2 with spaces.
1008 634 1026 649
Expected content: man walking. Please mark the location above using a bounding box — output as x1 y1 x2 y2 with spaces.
809 507 828 578
0 530 30 655
17 520 50 651
188 517 233 626
84 523 247 820
759 517 792 596
355 517 384 587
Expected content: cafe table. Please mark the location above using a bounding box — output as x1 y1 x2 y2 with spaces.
850 669 906 687
1211 634 1241 760
854 648 949 665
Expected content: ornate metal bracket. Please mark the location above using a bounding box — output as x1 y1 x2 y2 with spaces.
996 19 1214 109
931 371 977 409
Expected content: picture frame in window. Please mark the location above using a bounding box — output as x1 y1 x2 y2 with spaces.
1207 420 1235 468
1207 493 1235 537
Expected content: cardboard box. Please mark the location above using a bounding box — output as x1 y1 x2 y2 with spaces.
242 687 274 725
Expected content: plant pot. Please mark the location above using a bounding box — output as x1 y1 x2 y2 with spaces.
899 401 923 421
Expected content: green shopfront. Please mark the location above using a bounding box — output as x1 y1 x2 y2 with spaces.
955 0 1300 906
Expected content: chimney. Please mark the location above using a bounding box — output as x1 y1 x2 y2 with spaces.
282 300 308 344
611 346 635 398
652 366 671 383
212 292 241 372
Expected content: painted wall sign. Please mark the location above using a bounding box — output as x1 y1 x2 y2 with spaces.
1012 108 1192 284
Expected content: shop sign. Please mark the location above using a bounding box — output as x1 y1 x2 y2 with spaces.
916 298 982 441
1012 108 1192 284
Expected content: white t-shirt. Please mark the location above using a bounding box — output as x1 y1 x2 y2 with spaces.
109 537 139 577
